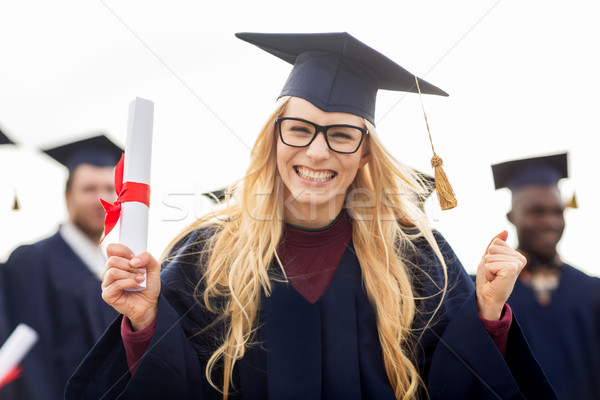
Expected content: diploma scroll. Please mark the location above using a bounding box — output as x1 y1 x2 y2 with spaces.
0 324 38 385
121 97 154 291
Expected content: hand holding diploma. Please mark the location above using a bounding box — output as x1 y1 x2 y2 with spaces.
101 243 161 331
475 230 527 320
100 98 157 329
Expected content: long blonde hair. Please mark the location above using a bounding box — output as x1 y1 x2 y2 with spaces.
164 97 448 399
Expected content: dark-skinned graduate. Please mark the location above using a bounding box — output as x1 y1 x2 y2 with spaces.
2 135 121 400
492 153 600 400
66 32 556 400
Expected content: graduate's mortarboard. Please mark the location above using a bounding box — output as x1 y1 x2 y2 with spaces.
235 32 448 125
413 169 436 207
42 134 123 171
0 128 19 210
202 187 228 204
492 153 568 191
237 32 457 210
413 169 436 192
0 128 14 145
492 152 577 209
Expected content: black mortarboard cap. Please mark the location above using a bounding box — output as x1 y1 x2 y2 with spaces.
236 32 448 124
0 128 19 209
42 134 123 171
413 169 436 195
411 169 436 210
492 153 568 191
0 128 14 145
202 187 228 204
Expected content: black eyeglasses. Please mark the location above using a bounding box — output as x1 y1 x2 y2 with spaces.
276 117 368 154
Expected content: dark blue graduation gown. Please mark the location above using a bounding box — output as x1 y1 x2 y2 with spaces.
0 262 12 348
66 229 556 399
2 232 118 400
507 264 600 400
0 264 18 400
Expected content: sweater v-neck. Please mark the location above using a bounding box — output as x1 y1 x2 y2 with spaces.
278 211 352 303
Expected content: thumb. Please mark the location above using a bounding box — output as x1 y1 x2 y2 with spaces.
129 251 160 275
484 230 509 256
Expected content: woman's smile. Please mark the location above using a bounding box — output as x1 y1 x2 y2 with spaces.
294 165 337 184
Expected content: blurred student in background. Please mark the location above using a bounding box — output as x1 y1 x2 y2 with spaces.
2 135 121 400
492 153 600 400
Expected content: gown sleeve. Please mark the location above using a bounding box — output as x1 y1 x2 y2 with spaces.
65 229 219 400
413 231 557 399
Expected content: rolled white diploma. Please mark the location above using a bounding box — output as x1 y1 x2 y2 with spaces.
0 324 38 382
121 97 154 291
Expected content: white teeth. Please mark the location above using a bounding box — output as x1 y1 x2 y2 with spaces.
296 166 335 182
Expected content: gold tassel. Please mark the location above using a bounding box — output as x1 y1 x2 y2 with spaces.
415 76 457 210
565 192 578 209
12 191 20 211
431 154 457 210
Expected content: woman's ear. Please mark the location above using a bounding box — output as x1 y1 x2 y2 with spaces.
359 152 371 168
358 142 371 168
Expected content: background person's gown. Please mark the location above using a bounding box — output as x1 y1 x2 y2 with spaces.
508 264 600 400
0 263 18 399
2 232 118 400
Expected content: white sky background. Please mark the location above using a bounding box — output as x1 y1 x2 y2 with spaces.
0 0 598 277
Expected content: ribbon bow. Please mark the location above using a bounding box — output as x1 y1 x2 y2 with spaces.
100 154 150 243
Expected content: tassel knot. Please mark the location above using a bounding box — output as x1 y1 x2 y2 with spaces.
431 154 443 168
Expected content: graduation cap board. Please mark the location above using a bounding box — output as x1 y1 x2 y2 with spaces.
202 187 228 204
0 129 19 209
401 169 435 212
492 152 576 209
236 32 457 210
236 32 447 125
413 169 436 193
492 153 568 191
0 129 14 145
42 134 123 171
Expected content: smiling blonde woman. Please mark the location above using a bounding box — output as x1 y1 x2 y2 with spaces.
66 32 556 400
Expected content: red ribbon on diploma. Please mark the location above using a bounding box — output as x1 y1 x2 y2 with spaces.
0 366 22 389
100 154 150 244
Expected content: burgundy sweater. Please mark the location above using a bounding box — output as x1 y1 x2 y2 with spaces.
122 214 511 373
